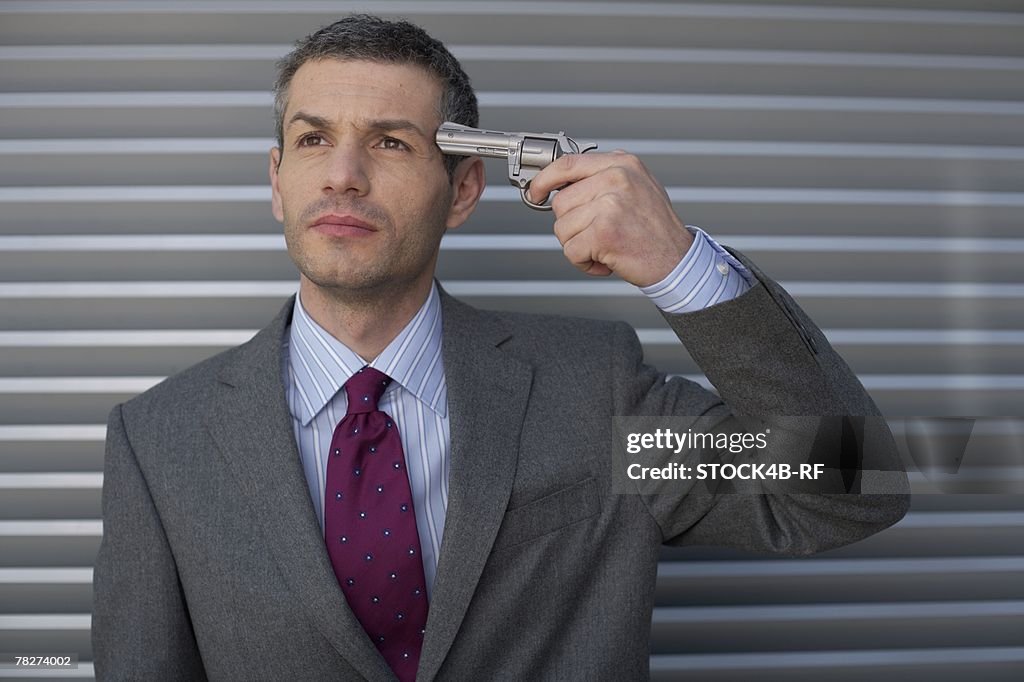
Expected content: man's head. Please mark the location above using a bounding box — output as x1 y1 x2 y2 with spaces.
272 14 478 179
269 15 485 304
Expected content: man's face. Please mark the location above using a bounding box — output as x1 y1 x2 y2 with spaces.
270 58 462 297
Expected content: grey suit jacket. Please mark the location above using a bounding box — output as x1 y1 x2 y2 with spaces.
92 251 909 680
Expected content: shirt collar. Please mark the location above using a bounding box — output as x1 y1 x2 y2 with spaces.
286 282 447 426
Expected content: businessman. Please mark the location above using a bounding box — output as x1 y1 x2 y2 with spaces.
92 14 910 681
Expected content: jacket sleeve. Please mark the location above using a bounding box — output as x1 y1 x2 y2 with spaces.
91 403 209 680
612 247 911 556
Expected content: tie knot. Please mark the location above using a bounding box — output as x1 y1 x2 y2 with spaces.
343 366 392 415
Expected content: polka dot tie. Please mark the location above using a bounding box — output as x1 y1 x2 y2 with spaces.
324 366 428 682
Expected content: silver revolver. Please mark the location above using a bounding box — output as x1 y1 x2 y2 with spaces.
436 121 598 211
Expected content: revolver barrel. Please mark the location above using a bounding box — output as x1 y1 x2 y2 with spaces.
435 125 515 159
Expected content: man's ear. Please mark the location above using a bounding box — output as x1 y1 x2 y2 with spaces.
445 157 486 230
269 147 284 224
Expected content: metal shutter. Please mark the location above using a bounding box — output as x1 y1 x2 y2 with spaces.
1 2 1021 680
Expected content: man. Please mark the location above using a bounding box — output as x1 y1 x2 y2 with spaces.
91 14 909 681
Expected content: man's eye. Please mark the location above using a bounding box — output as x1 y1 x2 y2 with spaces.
378 137 408 151
297 133 325 147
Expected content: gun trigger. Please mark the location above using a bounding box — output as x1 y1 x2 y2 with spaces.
521 186 553 211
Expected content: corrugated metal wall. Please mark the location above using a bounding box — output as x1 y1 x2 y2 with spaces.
1 1 1022 680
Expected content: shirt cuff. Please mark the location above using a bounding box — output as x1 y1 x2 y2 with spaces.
640 225 755 314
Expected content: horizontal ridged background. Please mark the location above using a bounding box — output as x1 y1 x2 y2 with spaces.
0 1 1021 680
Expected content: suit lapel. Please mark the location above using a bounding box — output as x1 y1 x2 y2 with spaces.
416 290 534 681
203 296 395 682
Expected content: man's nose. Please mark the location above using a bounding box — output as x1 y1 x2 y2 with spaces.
322 143 370 196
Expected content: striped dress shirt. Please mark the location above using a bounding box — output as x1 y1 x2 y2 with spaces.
281 226 750 594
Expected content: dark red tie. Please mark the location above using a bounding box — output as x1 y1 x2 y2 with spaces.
324 366 428 681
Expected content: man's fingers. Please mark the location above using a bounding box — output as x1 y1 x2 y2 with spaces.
554 191 634 259
562 229 613 277
551 195 601 247
527 150 637 204
547 165 635 217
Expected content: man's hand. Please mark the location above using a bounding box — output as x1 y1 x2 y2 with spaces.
526 151 694 287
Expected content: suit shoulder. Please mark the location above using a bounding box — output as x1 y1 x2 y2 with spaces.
117 297 293 428
117 340 254 428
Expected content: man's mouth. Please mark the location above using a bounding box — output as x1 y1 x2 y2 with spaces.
310 213 377 237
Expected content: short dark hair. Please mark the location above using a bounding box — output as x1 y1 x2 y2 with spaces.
272 14 478 177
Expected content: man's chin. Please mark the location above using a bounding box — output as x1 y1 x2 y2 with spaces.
300 267 428 301
294 253 384 288
305 272 390 293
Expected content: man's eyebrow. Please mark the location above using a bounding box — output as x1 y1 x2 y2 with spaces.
286 111 333 132
364 119 429 138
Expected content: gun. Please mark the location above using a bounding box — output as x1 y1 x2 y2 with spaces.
435 122 598 211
